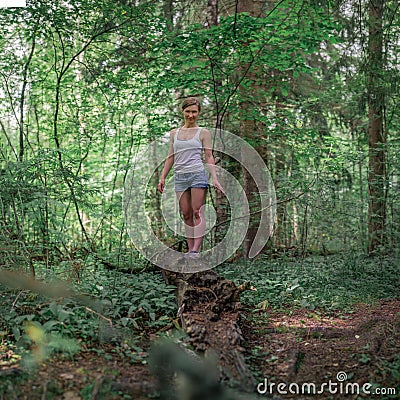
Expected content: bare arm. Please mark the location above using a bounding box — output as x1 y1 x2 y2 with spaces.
202 129 224 193
157 131 175 193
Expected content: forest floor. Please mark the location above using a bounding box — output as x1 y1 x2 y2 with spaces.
2 298 399 399
242 298 400 399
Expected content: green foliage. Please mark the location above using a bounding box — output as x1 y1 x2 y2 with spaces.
157 4 339 107
0 3 399 399
1 0 399 258
77 265 177 331
217 254 400 310
374 353 400 397
0 263 177 365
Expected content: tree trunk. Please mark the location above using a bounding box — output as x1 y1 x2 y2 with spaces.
162 270 256 394
236 0 270 258
273 97 288 249
207 0 218 27
367 0 386 253
240 112 260 258
163 0 174 29
19 20 38 162
206 0 230 251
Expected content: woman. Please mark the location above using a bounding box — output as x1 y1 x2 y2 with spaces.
157 97 223 256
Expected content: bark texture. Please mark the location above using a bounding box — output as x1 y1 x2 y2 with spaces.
367 0 386 253
163 269 256 393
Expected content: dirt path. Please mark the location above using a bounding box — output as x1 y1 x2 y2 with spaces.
243 299 400 399
1 299 398 399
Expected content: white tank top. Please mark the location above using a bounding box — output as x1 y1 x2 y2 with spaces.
173 127 204 173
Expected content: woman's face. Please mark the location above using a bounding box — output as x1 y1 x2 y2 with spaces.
183 105 199 124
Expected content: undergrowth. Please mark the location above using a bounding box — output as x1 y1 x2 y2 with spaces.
216 253 400 311
0 260 177 371
0 251 399 397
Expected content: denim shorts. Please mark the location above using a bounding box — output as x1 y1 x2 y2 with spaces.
174 169 209 192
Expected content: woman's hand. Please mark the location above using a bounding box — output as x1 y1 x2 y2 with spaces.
157 178 165 194
213 178 225 195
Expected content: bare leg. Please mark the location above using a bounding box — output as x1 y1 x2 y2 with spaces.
191 188 207 252
176 190 194 252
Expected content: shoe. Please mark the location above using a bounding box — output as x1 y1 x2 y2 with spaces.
188 251 200 259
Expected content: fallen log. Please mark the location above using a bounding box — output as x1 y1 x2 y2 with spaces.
162 267 257 394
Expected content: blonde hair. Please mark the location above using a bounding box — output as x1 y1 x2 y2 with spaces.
181 97 201 112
